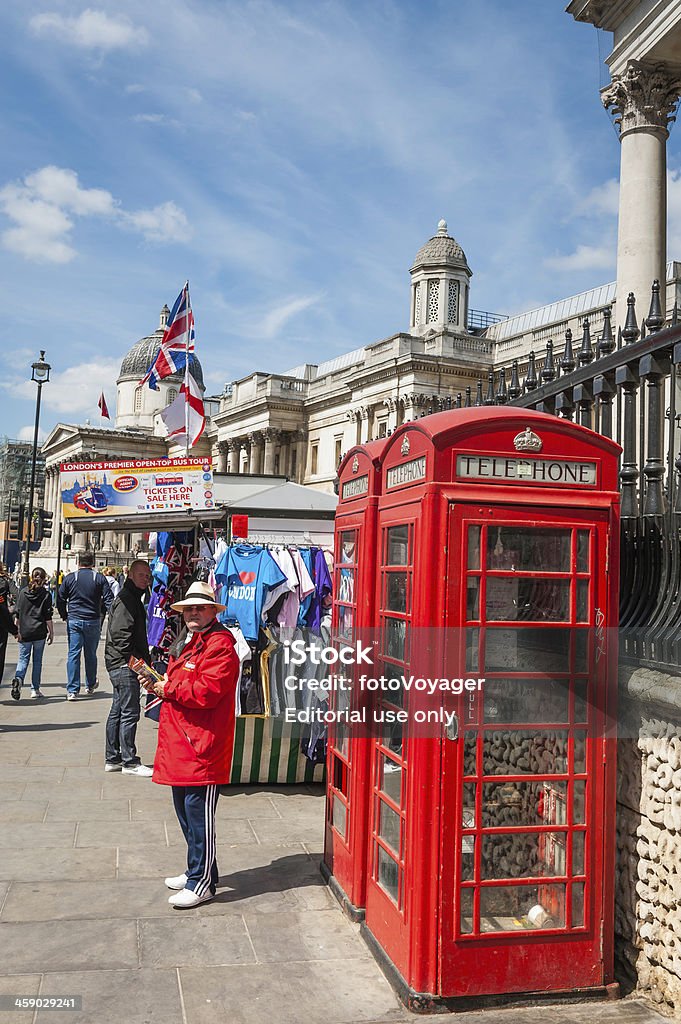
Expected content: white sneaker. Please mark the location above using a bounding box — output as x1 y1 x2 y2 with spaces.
104 762 122 772
165 873 188 890
168 887 214 908
30 690 45 699
66 693 78 701
122 764 153 777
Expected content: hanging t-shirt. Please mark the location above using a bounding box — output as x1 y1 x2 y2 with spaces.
215 545 287 641
146 584 168 648
269 547 315 642
304 548 333 634
296 548 316 627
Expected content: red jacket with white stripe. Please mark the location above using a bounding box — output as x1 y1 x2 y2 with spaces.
152 621 239 787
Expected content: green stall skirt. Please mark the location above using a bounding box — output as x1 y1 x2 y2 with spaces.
229 716 326 785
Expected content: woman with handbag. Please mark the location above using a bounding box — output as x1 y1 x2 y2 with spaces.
11 567 53 700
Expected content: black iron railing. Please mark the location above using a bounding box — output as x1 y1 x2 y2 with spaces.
455 282 681 675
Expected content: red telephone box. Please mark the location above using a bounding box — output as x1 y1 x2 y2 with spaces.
323 439 387 917
327 408 620 1010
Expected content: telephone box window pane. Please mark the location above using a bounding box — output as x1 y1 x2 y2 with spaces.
574 680 588 722
380 755 402 804
573 731 587 774
481 832 566 879
459 888 474 933
333 755 348 795
467 525 481 569
338 567 355 604
571 881 585 927
463 733 477 776
466 628 479 672
482 781 567 828
461 834 475 881
575 630 588 672
386 572 408 613
340 532 356 562
480 884 566 932
467 578 480 621
462 783 476 828
338 604 354 640
576 580 589 622
332 795 347 838
572 831 585 875
377 846 399 902
384 617 407 661
487 528 571 572
379 800 401 853
577 531 589 572
573 780 586 824
485 628 571 673
482 730 568 775
386 525 410 566
486 579 571 622
483 678 570 724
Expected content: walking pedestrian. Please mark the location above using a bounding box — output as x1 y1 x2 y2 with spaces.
48 571 59 607
0 561 18 686
137 581 239 908
102 567 121 599
57 551 113 700
104 559 153 776
10 567 53 700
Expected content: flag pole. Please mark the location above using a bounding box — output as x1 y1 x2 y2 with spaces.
184 280 190 458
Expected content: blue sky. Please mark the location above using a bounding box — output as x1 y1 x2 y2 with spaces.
1 1 680 443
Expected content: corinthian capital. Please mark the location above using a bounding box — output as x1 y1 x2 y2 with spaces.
601 61 681 137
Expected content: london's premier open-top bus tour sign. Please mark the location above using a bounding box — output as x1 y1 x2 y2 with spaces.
59 457 213 519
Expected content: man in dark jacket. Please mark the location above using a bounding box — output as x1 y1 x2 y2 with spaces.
104 559 153 776
57 551 113 700
0 561 18 686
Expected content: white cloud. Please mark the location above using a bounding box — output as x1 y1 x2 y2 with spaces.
29 9 149 52
132 113 170 125
125 83 145 94
256 295 321 338
17 425 47 443
123 201 189 242
545 244 614 273
579 178 619 218
0 167 188 261
5 358 120 419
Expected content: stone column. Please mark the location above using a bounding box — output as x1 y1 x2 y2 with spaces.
278 432 291 477
263 428 280 475
384 397 398 433
358 406 371 444
240 438 251 474
293 429 306 483
216 441 228 473
602 61 681 321
249 432 264 475
226 440 238 473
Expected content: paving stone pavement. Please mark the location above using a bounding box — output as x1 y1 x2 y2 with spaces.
0 623 668 1024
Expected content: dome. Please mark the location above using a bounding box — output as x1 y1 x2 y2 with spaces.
118 307 204 389
412 219 467 269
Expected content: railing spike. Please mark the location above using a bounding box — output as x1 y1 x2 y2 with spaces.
496 367 508 404
578 317 594 365
646 279 664 334
622 291 640 345
541 339 557 383
484 369 496 406
475 380 483 406
464 385 472 408
598 306 615 356
561 328 576 374
508 359 521 400
524 350 538 392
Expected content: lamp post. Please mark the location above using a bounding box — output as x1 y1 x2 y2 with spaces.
21 351 51 584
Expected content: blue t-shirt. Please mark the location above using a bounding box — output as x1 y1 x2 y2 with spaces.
215 545 287 641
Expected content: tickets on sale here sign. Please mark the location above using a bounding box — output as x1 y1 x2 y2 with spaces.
59 458 214 519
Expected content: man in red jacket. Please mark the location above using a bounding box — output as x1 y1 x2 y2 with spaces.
141 581 239 909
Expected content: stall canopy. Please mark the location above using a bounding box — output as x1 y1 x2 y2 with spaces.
66 474 337 532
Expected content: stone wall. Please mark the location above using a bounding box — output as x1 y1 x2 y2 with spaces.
617 665 681 1016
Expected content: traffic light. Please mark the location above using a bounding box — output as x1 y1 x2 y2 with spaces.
40 510 54 539
63 534 72 550
8 505 23 541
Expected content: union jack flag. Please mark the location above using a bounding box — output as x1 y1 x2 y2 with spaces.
140 282 195 390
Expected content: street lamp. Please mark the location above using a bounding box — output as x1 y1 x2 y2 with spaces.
21 351 51 584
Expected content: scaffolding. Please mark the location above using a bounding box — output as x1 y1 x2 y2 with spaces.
0 436 45 519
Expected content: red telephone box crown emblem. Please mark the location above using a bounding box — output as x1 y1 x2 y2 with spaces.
513 426 542 453
352 455 359 474
401 435 411 456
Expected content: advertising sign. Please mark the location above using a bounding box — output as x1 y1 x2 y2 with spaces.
59 458 213 520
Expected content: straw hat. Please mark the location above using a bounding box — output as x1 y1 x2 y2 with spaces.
170 581 226 613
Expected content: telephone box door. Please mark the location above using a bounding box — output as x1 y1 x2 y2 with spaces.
440 503 614 997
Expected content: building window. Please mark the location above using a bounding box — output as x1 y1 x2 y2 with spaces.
134 387 142 413
167 388 178 406
427 279 439 323
334 436 343 467
291 447 297 478
447 280 459 324
413 283 421 326
378 420 388 438
310 442 319 476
